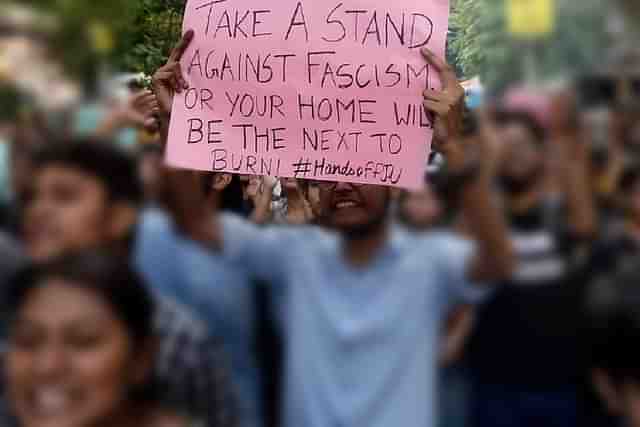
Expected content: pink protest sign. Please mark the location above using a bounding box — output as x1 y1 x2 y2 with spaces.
166 0 450 189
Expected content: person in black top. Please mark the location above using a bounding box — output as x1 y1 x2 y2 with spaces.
584 259 640 427
468 101 595 427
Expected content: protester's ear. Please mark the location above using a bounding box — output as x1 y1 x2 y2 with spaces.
592 369 624 415
107 203 138 241
212 173 233 191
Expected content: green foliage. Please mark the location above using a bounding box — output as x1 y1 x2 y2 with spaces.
449 0 609 93
115 0 186 77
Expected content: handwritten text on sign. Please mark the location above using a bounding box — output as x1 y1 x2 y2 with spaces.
166 0 450 188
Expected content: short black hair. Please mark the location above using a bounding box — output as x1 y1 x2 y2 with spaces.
493 109 546 146
583 257 640 384
6 251 156 348
32 138 143 205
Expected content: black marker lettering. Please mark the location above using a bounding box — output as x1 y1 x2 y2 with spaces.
271 94 285 118
195 0 227 36
205 50 218 79
362 11 381 46
201 88 215 111
345 10 367 42
394 102 411 125
188 49 203 77
214 10 232 39
211 148 227 170
298 94 315 120
252 10 273 37
188 119 204 144
272 128 286 150
318 98 333 121
407 63 428 88
336 98 355 123
385 64 402 87
389 133 402 154
207 120 223 144
321 63 337 88
274 53 296 83
221 54 235 80
322 3 347 43
321 129 332 151
385 12 405 46
307 51 336 85
358 99 376 123
246 155 258 174
232 123 254 150
226 91 241 117
233 10 250 38
303 128 317 151
240 94 255 117
409 13 434 49
355 64 371 88
185 88 198 110
285 2 309 42
336 64 354 89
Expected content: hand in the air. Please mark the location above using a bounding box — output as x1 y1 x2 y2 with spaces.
152 30 195 117
421 48 466 160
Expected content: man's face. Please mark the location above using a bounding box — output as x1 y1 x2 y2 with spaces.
24 166 124 261
318 182 390 235
499 122 544 193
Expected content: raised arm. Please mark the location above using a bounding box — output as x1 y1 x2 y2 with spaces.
150 30 224 247
153 29 194 142
421 49 514 284
550 90 597 238
148 32 294 284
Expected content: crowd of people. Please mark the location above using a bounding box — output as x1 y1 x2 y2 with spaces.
1 23 640 427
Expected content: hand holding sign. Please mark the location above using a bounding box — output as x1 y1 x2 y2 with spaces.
421 47 466 170
152 29 195 118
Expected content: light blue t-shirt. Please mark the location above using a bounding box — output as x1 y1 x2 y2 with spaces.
134 209 262 427
222 215 490 427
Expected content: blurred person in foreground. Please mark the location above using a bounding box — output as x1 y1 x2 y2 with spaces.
467 93 596 427
19 138 237 427
3 252 192 427
137 166 269 427
584 259 640 427
155 30 514 427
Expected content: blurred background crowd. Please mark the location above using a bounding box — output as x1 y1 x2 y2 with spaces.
2 1 640 427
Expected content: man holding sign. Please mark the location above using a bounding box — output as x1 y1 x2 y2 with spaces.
152 1 514 427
